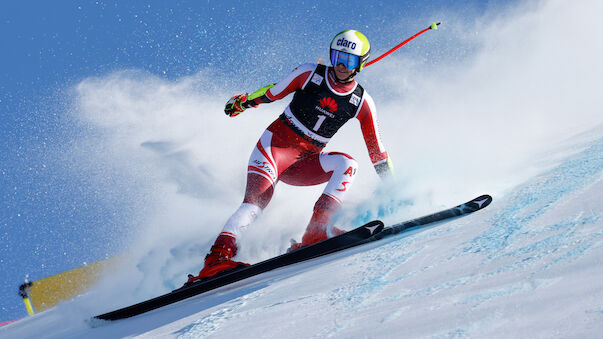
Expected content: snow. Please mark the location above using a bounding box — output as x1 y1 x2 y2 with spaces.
2 132 602 338
2 0 603 336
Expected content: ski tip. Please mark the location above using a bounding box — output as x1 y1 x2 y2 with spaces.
361 220 385 236
471 194 493 210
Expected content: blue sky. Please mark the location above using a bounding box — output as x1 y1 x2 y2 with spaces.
0 0 517 321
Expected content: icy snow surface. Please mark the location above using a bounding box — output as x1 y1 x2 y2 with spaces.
3 0 603 336
2 133 602 338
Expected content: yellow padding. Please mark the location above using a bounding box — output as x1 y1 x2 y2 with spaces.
23 297 35 316
28 257 120 312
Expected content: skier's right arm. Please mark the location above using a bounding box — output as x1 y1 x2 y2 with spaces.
224 63 315 117
224 85 274 117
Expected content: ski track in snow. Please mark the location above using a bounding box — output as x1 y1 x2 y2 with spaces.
161 136 603 338
467 138 603 260
171 136 603 338
2 138 602 338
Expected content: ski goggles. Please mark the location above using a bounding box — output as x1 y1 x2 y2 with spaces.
330 50 360 70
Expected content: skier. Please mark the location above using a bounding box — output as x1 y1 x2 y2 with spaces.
193 30 394 280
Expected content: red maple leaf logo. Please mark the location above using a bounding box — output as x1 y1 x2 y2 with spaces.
319 97 338 113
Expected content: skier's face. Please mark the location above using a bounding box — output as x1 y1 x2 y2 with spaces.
333 64 356 82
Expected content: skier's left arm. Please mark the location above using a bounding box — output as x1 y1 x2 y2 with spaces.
355 93 395 180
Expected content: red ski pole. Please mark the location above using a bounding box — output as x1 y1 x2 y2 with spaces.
365 22 440 67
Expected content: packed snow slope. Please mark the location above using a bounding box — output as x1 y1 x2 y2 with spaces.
2 0 603 337
2 129 602 338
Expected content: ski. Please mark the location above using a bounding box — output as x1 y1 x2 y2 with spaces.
376 194 493 239
93 194 491 322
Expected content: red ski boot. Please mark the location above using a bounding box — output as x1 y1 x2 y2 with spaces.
188 233 249 282
288 196 345 252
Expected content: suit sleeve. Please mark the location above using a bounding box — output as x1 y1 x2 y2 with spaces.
354 92 394 179
244 63 316 108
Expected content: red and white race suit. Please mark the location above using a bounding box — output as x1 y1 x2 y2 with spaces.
219 63 392 245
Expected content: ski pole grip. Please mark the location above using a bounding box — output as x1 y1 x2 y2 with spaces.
18 281 32 298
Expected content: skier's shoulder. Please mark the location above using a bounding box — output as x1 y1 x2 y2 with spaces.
361 87 373 102
354 86 376 118
291 62 320 75
351 79 371 103
284 63 323 89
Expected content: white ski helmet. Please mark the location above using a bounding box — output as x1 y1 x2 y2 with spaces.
329 30 371 72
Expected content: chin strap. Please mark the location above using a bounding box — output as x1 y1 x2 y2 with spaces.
330 67 357 84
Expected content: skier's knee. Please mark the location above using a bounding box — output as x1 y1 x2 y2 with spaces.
333 155 358 183
323 152 358 175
